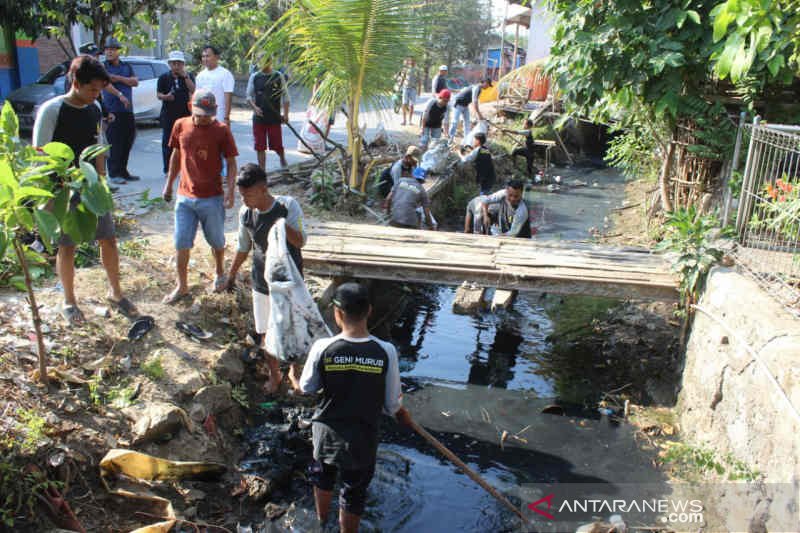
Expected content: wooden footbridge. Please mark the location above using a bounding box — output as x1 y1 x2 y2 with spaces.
303 222 678 301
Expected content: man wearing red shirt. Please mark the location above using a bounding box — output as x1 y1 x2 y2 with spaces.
162 88 238 303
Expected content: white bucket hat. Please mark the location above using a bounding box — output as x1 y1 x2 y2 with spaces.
439 65 448 71
167 50 186 63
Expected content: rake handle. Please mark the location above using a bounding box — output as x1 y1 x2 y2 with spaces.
408 419 530 525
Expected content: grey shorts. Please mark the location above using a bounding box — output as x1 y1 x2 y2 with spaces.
58 194 116 247
402 87 417 105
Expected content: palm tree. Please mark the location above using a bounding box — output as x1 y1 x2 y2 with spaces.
255 0 423 190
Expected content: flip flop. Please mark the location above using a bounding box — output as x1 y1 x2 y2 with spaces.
162 290 191 305
175 321 213 341
128 316 155 341
61 305 85 325
108 296 138 318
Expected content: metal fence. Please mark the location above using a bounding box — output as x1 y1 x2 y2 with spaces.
731 118 800 314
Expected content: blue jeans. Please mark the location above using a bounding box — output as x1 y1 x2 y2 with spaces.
174 194 226 250
449 104 470 139
420 127 442 148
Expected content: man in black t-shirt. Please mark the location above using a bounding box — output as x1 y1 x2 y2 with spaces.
32 55 137 324
246 58 290 169
503 119 539 179
290 283 412 532
223 163 306 393
156 51 195 176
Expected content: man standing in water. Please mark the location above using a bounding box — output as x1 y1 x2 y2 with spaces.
223 163 306 393
464 179 530 238
289 282 412 532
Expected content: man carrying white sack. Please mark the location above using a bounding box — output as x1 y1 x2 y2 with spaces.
223 163 308 393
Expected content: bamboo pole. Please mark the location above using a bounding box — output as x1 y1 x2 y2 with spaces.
409 419 530 525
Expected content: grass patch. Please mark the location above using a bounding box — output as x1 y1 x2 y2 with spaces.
119 237 150 259
661 442 760 482
0 460 62 527
231 383 250 409
141 356 166 381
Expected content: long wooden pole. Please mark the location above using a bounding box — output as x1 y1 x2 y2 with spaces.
409 419 530 525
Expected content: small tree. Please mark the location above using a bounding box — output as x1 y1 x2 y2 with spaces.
0 102 112 385
256 0 423 191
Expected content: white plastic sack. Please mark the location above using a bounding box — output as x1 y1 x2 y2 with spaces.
462 120 489 148
420 138 450 174
297 106 328 154
264 219 331 362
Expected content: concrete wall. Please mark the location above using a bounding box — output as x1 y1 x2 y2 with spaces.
678 267 800 497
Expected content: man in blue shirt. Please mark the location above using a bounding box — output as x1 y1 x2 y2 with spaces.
102 37 139 185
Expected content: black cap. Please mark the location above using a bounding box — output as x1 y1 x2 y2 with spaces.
78 42 100 56
332 283 370 317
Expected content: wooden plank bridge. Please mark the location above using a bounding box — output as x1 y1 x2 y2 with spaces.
303 222 679 301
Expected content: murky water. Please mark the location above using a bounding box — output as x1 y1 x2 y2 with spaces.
262 285 669 533
250 166 669 532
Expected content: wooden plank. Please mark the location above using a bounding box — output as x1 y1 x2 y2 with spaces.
302 221 678 301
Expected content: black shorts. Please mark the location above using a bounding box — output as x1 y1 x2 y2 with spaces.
308 459 375 516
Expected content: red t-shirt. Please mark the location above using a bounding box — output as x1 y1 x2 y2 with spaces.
169 117 239 198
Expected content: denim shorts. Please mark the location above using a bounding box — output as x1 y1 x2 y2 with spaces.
174 194 226 250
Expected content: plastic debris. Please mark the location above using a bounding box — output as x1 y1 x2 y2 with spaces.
264 219 331 362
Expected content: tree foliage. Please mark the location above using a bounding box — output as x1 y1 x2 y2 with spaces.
256 0 424 190
421 0 493 73
36 0 176 53
710 0 800 85
547 0 716 126
167 0 278 75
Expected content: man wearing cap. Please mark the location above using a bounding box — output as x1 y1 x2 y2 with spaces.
102 37 139 185
419 90 450 149
431 65 449 95
449 77 492 140
246 58 291 169
389 145 421 188
162 89 239 303
385 165 435 230
289 282 412 533
157 51 195 177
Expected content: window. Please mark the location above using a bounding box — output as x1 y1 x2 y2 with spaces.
131 63 155 81
37 62 68 85
153 63 170 77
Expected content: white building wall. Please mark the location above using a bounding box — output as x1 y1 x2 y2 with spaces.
526 1 554 62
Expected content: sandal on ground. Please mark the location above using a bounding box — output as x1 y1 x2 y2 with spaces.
61 305 85 325
162 289 191 305
107 296 138 318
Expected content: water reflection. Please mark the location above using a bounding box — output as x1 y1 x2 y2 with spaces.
467 324 523 388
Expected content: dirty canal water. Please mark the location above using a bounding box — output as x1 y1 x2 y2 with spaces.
241 166 671 532
242 286 670 532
